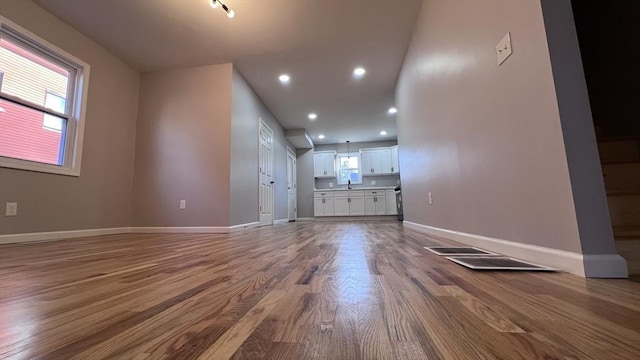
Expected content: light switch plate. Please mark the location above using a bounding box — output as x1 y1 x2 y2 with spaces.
5 202 17 216
179 200 186 210
496 32 512 65
371 180 376 185
329 182 333 187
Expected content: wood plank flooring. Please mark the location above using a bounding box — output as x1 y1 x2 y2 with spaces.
1 221 640 359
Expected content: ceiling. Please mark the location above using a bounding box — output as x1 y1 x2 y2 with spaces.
34 0 423 145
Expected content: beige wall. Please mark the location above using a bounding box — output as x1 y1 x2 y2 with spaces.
0 0 140 234
230 67 292 225
396 0 584 252
132 64 233 227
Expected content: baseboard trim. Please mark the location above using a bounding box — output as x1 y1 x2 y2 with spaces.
129 226 230 234
0 227 130 244
403 221 628 278
273 219 291 225
229 222 260 232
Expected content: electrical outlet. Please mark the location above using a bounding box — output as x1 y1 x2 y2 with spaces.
428 192 433 205
371 180 376 185
496 32 513 65
179 200 186 210
329 182 333 187
397 179 400 184
5 202 17 216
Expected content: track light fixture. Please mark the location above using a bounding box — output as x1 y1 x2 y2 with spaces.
210 0 235 18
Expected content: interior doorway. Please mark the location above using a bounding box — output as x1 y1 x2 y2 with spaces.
258 118 274 226
287 147 297 221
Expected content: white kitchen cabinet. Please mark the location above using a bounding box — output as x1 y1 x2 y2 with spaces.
314 191 334 216
380 148 393 174
390 146 399 174
364 190 387 215
333 190 365 216
333 191 350 216
385 189 397 215
314 151 336 178
361 147 398 175
348 191 365 216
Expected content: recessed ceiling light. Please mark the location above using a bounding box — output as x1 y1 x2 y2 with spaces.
380 131 387 136
388 107 397 114
227 9 235 18
318 134 325 139
308 113 317 120
210 0 219 8
0 107 5 113
279 74 290 83
353 67 366 77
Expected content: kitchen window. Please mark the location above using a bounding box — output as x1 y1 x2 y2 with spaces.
337 152 362 185
0 16 90 176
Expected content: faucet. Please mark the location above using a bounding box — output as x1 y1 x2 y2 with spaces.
348 179 352 190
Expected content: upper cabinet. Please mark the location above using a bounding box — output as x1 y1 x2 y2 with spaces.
314 151 336 178
390 146 399 174
361 146 399 176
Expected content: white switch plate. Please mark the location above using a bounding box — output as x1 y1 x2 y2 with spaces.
179 200 186 210
5 202 17 216
329 182 333 187
371 180 376 185
428 192 433 205
496 32 513 65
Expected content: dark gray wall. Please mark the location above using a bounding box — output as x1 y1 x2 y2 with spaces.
541 0 617 255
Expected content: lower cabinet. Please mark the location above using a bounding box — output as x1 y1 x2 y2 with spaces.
314 189 395 217
314 192 334 216
365 190 387 215
333 191 365 216
385 189 397 216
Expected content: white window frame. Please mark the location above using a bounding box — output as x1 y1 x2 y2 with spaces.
0 16 90 177
336 152 363 185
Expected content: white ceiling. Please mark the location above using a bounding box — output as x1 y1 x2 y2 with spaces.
35 0 423 144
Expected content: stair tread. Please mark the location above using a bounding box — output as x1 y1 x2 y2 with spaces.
607 190 640 196
602 159 640 165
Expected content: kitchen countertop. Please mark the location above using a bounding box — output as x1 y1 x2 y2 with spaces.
314 186 396 191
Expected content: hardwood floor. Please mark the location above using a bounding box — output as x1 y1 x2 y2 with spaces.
1 221 639 359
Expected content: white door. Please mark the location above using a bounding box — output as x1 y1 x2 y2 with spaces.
350 196 365 216
259 119 274 226
365 197 376 215
287 147 297 221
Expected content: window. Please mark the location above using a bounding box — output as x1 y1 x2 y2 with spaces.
0 16 90 176
337 152 362 185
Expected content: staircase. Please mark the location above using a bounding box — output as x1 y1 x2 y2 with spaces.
598 137 640 279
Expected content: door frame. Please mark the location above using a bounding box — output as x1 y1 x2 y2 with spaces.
286 146 297 221
258 118 274 226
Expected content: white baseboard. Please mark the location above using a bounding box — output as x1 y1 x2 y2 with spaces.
0 227 130 245
229 222 260 232
403 221 628 278
295 217 315 221
274 219 291 225
129 226 230 234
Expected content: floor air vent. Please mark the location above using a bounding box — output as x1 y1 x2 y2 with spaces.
446 256 555 271
424 247 497 256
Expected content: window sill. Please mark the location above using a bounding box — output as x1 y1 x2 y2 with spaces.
0 156 80 177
